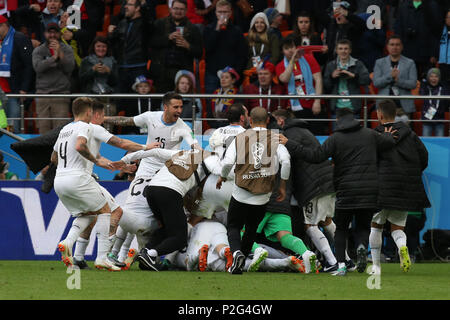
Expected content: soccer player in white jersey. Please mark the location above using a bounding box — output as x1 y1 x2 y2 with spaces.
171 219 305 273
103 92 198 266
52 98 121 270
71 101 160 269
189 103 249 224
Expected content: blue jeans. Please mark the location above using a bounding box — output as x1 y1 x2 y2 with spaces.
422 123 445 137
4 98 21 133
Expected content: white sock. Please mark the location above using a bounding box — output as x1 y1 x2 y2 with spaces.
219 247 227 259
112 226 127 256
108 235 116 253
391 229 407 249
74 237 89 261
322 221 336 244
65 215 95 249
96 213 111 260
369 227 383 267
306 226 337 266
118 233 135 262
258 258 289 271
338 262 346 269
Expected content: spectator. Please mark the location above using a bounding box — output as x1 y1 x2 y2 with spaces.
32 22 74 134
354 13 386 74
291 11 328 67
438 9 450 89
242 12 280 86
373 35 417 119
321 1 366 62
0 150 18 180
108 0 151 96
263 7 283 41
394 0 441 80
79 36 119 95
15 0 65 44
173 70 203 128
419 68 449 137
245 12 280 70
61 26 81 93
150 0 203 94
242 61 287 112
183 0 217 32
0 15 34 134
208 66 239 128
231 0 267 33
203 0 248 94
275 35 325 135
132 75 154 114
323 39 370 119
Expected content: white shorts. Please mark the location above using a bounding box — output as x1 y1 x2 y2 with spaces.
194 174 233 219
119 208 159 251
54 173 107 217
187 220 228 271
99 185 119 212
372 209 408 227
303 193 336 225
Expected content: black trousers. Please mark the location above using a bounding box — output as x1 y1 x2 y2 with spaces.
144 186 188 256
334 209 375 263
227 196 267 257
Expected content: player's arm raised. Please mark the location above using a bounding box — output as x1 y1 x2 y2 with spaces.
75 136 111 170
103 116 136 127
107 136 160 152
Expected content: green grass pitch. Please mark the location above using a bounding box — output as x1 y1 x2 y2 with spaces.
0 261 449 300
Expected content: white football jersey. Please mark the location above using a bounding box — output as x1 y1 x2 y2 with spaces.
133 111 196 177
208 124 246 159
86 123 113 174
53 121 93 175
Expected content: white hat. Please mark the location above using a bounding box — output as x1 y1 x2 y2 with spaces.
250 12 270 31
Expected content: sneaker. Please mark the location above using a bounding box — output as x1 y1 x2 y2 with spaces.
198 244 209 272
345 259 357 272
322 262 338 273
137 248 161 272
224 247 233 271
330 265 347 276
94 256 121 271
288 256 305 273
229 250 245 275
57 240 73 267
302 251 317 274
122 248 137 271
357 246 368 273
73 258 90 270
247 247 268 272
399 246 411 273
368 264 381 275
107 252 126 269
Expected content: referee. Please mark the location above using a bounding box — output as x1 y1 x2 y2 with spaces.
216 107 291 274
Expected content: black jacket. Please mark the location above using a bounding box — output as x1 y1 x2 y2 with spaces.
394 0 441 63
265 174 293 217
203 21 248 75
285 114 396 210
282 119 334 207
108 13 151 66
9 30 34 93
375 121 431 211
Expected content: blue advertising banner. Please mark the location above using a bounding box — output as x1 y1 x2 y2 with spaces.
0 181 129 260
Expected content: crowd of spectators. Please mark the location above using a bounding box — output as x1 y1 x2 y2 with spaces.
1 0 450 136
